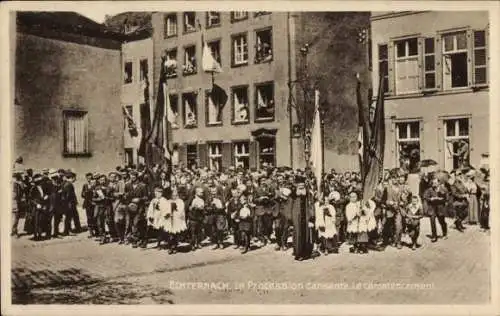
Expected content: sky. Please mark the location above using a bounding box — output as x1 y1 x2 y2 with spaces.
74 8 126 23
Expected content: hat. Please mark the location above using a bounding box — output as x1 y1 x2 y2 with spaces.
93 173 101 180
33 174 44 183
49 170 60 179
109 171 118 177
85 172 93 177
295 175 306 183
65 171 76 178
465 169 476 178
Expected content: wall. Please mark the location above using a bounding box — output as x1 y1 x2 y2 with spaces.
151 12 293 168
294 12 371 172
14 32 123 188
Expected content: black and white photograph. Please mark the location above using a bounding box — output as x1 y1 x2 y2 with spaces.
1 1 499 315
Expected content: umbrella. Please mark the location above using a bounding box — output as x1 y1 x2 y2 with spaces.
435 170 450 183
419 159 438 174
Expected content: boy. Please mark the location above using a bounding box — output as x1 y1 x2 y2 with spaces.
403 195 424 250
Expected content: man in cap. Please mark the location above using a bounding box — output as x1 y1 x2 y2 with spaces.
382 169 403 248
253 174 275 245
449 169 468 232
274 173 294 251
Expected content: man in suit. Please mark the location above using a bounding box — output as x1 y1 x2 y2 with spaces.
81 172 95 237
61 171 79 236
291 175 314 261
253 175 275 245
30 174 50 240
124 171 149 248
450 170 469 232
50 171 64 238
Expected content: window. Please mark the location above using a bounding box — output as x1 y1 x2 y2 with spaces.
183 45 197 75
378 44 389 94
139 59 148 82
164 14 177 38
234 141 250 169
186 144 198 170
172 144 179 166
125 148 134 166
394 38 419 94
182 92 198 128
168 94 180 128
254 12 271 17
444 118 470 170
424 38 436 90
207 12 220 28
232 33 248 66
184 12 196 33
123 105 133 130
63 110 89 156
396 121 420 173
442 31 468 89
255 28 273 63
206 90 222 126
165 49 178 78
208 143 223 171
473 30 487 85
124 61 133 84
255 82 275 121
231 12 248 22
232 86 249 124
208 40 221 65
258 138 275 168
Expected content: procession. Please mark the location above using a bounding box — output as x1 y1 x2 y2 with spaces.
12 155 490 261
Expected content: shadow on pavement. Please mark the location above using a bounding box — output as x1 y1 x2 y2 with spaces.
12 267 174 304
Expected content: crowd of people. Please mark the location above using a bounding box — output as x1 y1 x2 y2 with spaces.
12 159 490 261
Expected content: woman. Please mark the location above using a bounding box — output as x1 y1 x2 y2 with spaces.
464 170 479 225
314 194 337 255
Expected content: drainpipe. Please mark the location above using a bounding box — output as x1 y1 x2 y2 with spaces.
287 12 294 169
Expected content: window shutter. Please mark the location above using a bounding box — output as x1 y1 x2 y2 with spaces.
249 140 257 169
435 37 442 90
472 28 488 87
222 142 233 170
387 42 395 95
390 122 395 155
469 119 473 153
486 26 490 84
178 144 187 168
419 121 424 156
466 29 473 87
198 143 208 168
417 37 424 91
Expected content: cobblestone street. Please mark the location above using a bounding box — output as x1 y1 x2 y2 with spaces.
11 218 490 304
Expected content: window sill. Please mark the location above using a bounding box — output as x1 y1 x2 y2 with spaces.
231 62 249 68
183 70 198 77
183 29 197 35
124 81 132 85
164 34 177 39
184 124 198 129
255 117 275 123
232 120 250 126
206 122 223 127
206 24 221 29
63 152 92 158
255 57 273 64
166 73 178 79
231 18 249 23
383 86 489 101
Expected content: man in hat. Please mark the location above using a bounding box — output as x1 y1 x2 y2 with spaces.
30 174 50 240
291 175 313 261
450 169 469 232
253 174 275 245
61 171 80 235
12 171 25 238
383 169 403 249
111 171 127 244
49 170 65 238
82 172 96 238
273 173 294 251
124 170 149 247
106 172 120 242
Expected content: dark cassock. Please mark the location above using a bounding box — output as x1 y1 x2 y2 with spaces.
291 176 313 261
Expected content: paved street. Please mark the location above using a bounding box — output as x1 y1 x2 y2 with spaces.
11 218 490 304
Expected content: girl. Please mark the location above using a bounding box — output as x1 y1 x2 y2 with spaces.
404 195 423 250
315 194 337 255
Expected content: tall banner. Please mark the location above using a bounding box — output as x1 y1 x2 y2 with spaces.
362 72 386 200
309 90 323 197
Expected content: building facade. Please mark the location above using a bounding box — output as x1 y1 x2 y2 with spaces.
121 36 154 166
14 12 124 189
151 11 370 171
371 11 490 171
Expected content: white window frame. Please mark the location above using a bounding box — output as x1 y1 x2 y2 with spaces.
207 12 220 27
423 38 437 90
165 49 178 78
473 29 488 86
232 12 248 21
208 143 223 171
232 34 248 66
63 110 89 156
208 40 221 64
183 45 197 75
441 31 469 90
444 118 470 170
396 121 420 168
234 141 250 169
394 37 419 94
255 28 273 63
124 61 133 84
184 12 196 33
165 14 177 37
139 58 148 82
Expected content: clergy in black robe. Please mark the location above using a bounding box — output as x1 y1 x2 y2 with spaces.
291 176 313 261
